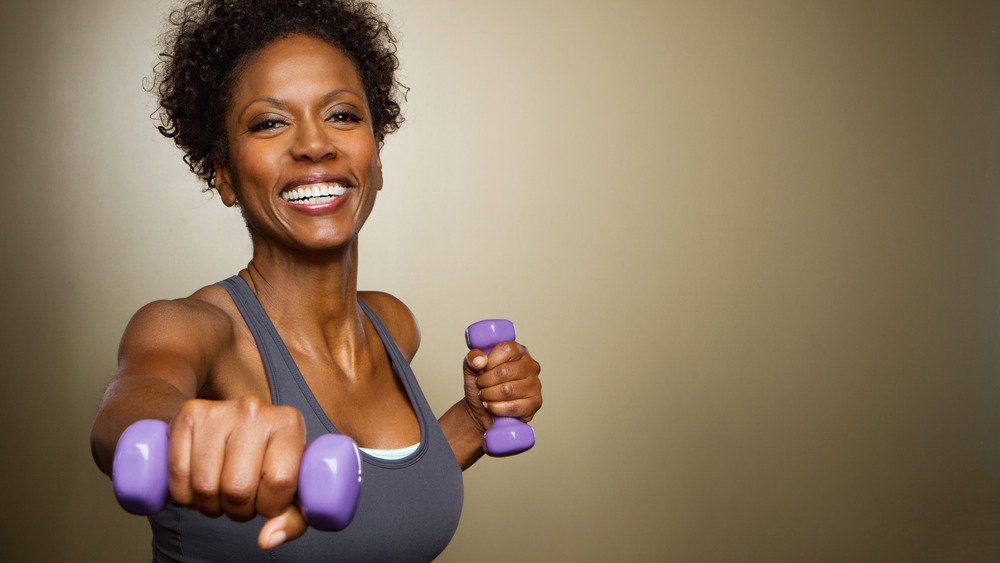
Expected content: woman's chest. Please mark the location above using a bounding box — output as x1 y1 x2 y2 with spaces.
206 326 420 448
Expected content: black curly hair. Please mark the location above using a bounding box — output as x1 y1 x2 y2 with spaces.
152 0 404 189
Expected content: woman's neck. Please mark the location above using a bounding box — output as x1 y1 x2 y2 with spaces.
240 237 369 370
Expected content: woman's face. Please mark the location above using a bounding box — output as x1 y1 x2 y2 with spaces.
216 33 382 253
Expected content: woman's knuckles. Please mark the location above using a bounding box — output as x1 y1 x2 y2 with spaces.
260 468 298 495
493 341 521 362
275 405 307 434
177 398 306 442
221 484 257 511
164 398 310 521
236 394 263 416
167 461 191 483
494 363 512 382
481 357 540 386
489 400 517 417
190 475 221 499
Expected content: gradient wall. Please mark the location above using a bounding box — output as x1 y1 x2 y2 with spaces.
0 1 997 560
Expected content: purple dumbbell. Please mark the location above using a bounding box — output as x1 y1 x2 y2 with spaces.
112 419 362 531
466 319 536 456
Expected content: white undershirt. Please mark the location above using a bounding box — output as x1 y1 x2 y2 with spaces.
358 442 421 461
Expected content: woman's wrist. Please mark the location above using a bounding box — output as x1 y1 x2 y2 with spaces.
439 400 488 470
463 396 493 435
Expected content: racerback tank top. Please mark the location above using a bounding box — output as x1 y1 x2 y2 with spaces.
147 276 464 562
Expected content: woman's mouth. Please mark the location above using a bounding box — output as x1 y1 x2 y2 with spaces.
280 183 350 206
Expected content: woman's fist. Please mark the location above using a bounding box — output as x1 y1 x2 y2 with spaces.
167 396 308 549
462 341 542 434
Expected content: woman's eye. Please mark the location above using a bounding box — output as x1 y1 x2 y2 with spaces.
328 111 362 123
248 118 286 132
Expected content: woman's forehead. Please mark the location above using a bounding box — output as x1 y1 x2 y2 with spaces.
231 34 365 106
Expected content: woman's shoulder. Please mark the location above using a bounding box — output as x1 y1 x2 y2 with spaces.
358 291 421 362
121 284 238 358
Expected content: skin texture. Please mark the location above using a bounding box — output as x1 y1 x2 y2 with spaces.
90 34 542 551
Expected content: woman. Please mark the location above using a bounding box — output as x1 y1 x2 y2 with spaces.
89 1 543 560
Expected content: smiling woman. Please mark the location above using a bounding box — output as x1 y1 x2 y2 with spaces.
215 35 383 252
88 1 543 561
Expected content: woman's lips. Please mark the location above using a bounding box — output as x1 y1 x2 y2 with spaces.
281 183 349 202
278 175 354 215
282 173 352 192
282 189 352 216
279 180 353 216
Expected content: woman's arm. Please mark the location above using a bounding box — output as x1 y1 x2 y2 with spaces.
90 299 220 474
360 292 542 470
442 342 542 470
439 400 488 470
91 296 310 549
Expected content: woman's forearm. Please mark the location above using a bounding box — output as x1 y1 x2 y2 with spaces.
90 374 189 476
438 400 488 471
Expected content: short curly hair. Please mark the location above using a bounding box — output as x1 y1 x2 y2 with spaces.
152 0 404 189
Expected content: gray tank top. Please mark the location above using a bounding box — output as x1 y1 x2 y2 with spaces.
148 276 464 562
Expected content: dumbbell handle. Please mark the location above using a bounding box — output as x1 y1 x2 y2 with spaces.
112 419 362 531
466 319 536 456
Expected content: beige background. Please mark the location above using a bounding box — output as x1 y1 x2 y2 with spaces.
1 0 998 561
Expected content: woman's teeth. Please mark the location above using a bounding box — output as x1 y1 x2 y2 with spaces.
281 184 349 204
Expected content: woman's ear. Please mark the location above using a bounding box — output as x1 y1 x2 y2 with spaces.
215 163 239 207
375 153 383 191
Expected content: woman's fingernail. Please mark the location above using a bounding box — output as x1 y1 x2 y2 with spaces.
267 530 287 550
473 356 486 368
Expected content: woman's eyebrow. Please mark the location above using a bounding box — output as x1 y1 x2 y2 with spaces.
322 88 362 103
237 96 287 121
237 89 362 120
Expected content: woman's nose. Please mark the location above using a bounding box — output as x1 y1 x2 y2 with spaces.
292 119 337 162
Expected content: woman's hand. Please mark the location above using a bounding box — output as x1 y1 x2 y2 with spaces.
168 396 307 550
462 341 542 435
